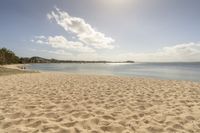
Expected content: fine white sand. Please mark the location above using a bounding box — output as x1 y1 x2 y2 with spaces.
0 73 200 133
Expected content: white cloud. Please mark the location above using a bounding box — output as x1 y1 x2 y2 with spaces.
35 36 46 39
116 43 200 62
30 48 73 60
47 49 72 56
32 40 200 61
31 48 72 56
32 7 200 62
33 35 95 53
65 42 200 62
47 8 115 49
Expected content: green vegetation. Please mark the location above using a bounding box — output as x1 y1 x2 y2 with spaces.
0 48 20 65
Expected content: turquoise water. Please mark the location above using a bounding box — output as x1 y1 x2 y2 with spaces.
27 62 200 81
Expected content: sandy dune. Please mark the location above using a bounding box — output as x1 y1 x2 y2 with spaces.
0 73 200 133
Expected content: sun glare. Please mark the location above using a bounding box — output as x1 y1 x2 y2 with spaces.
99 0 134 9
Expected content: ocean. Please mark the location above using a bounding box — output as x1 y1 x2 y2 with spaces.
26 62 200 81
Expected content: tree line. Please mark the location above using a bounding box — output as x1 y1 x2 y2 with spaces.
0 47 135 65
0 48 20 65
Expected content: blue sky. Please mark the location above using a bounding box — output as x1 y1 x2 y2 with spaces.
0 0 200 61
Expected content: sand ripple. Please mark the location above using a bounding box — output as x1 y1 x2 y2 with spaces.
0 73 200 133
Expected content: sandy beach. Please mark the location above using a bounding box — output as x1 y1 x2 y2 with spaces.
0 72 200 133
2 64 27 70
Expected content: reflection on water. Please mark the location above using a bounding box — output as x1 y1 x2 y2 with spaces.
27 62 200 81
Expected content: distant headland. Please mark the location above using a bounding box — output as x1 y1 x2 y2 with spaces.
20 56 134 64
0 48 134 65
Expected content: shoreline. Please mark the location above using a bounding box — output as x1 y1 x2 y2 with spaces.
1 63 200 83
2 64 27 70
0 64 38 76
